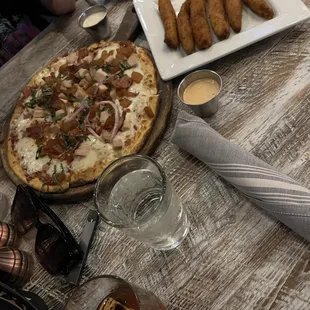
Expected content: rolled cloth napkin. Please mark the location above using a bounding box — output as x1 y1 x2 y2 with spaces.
171 111 310 241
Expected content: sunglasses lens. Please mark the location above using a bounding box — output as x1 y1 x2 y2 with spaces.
11 186 37 235
35 224 81 275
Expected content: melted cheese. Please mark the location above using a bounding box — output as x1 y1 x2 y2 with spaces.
15 116 32 140
71 149 98 172
15 137 50 174
100 45 118 55
46 160 69 177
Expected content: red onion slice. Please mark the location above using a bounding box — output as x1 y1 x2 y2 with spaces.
65 104 85 123
95 101 120 141
87 127 101 140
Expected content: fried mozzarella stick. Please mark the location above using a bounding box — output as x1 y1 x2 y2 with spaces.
177 0 195 54
243 0 274 19
224 0 242 33
159 0 179 49
208 0 230 40
190 0 212 50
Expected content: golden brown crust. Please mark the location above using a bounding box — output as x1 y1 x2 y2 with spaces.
177 0 195 55
7 41 159 193
243 0 274 20
208 0 231 40
190 0 213 49
224 0 242 33
158 0 179 49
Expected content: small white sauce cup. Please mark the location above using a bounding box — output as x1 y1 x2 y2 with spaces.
79 5 111 40
177 70 222 118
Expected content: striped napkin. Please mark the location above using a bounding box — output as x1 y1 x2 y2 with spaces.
171 111 310 241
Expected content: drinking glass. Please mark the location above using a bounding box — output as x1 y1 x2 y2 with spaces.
65 275 166 310
94 155 190 250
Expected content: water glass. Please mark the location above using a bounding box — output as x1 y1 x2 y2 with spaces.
94 155 190 250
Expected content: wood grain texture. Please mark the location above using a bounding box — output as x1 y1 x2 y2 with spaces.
0 0 310 309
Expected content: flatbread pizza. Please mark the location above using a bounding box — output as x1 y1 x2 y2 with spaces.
7 41 159 192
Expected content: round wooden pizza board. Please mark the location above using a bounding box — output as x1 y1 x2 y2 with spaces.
0 5 173 203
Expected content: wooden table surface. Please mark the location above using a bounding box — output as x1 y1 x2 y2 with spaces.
0 1 310 309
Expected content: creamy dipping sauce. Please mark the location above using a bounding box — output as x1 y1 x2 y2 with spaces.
183 78 220 105
83 11 106 28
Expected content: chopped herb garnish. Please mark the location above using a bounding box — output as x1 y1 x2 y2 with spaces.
35 145 42 159
79 108 89 128
68 94 82 102
26 98 36 109
60 163 65 173
75 72 83 80
101 63 110 73
31 89 37 97
52 113 66 122
52 165 60 185
26 88 38 108
120 60 131 72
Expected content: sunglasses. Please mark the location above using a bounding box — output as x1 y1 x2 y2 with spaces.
11 185 82 275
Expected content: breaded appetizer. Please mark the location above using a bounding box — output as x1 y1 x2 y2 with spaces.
159 0 179 49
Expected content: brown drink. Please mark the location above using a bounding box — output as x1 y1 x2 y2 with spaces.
66 276 166 310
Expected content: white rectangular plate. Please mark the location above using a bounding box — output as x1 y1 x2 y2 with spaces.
133 0 310 81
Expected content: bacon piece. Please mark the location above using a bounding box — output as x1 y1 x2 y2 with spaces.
144 106 155 118
131 71 143 83
45 125 60 136
55 173 66 183
60 119 79 133
116 89 138 98
116 53 126 61
43 75 55 85
41 138 67 158
88 106 99 120
86 83 99 96
117 47 134 58
109 66 120 74
26 125 43 140
110 58 121 67
119 98 132 108
112 76 132 89
52 98 65 110
101 115 115 129
78 47 89 60
22 87 31 98
65 153 74 164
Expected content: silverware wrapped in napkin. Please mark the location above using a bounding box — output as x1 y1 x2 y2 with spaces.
171 111 310 241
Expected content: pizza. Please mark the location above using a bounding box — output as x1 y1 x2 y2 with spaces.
7 41 159 193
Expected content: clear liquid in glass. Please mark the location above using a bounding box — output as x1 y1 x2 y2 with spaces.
107 169 189 250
